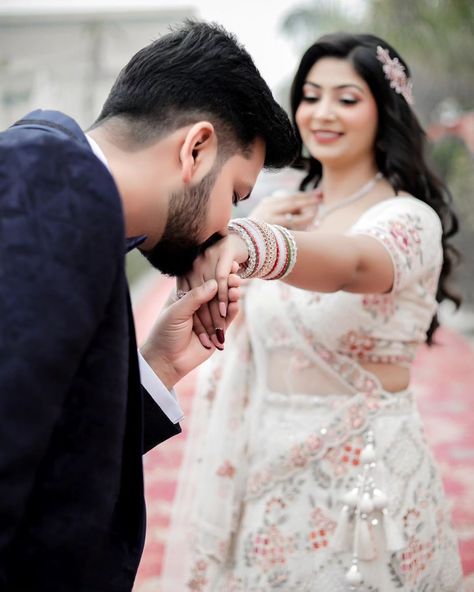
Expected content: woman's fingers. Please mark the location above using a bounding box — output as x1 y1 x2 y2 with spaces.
215 251 236 320
177 277 213 350
186 272 222 349
197 300 221 348
208 271 242 348
272 191 318 213
193 312 214 350
251 191 319 226
181 240 245 350
228 272 242 290
284 207 319 230
228 287 240 302
289 191 320 211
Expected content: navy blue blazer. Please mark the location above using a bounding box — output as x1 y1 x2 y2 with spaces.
0 111 181 591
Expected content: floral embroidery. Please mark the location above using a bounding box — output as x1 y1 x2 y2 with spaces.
307 508 337 552
216 460 236 478
338 329 415 365
399 536 434 584
203 366 223 402
187 558 209 591
339 330 376 359
403 508 421 537
244 525 297 572
389 217 421 254
289 444 309 468
362 293 397 320
324 437 363 476
353 210 426 291
264 497 287 523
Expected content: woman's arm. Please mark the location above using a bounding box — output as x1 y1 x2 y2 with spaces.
182 228 394 344
284 231 394 294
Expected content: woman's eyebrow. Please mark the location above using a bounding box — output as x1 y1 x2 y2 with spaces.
303 81 365 92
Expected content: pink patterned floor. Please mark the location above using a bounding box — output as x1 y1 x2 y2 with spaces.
132 275 474 591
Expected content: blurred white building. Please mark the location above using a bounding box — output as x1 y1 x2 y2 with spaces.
0 4 195 129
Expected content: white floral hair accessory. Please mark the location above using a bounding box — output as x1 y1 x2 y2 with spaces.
376 45 414 105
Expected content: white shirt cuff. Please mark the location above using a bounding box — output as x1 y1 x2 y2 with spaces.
137 351 184 424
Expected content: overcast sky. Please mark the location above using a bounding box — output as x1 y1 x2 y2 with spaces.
0 0 303 91
175 0 301 91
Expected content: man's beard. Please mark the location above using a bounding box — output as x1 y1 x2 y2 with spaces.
140 166 219 277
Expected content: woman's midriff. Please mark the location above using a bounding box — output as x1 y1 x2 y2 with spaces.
360 361 410 392
265 350 410 396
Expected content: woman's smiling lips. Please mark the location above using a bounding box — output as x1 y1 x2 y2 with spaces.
312 130 343 144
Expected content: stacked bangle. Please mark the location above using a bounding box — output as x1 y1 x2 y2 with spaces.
227 221 259 279
228 218 297 280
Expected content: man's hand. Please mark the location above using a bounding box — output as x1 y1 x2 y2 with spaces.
140 280 238 390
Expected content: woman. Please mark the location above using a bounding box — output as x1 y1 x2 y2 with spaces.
162 33 464 590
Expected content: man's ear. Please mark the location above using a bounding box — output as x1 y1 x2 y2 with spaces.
179 122 218 184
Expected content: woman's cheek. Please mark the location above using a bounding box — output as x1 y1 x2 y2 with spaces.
295 104 310 132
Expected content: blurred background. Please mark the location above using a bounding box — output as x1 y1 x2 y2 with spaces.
1 0 472 315
1 0 473 589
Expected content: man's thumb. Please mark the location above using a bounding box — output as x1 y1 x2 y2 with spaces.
180 280 218 312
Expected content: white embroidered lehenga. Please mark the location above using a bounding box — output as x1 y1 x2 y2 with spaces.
161 197 464 591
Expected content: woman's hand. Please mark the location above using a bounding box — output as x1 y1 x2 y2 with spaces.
250 189 319 230
179 233 248 349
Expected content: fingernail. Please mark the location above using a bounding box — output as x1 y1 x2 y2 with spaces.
205 279 218 292
210 334 221 349
219 302 227 318
215 328 225 344
199 333 213 349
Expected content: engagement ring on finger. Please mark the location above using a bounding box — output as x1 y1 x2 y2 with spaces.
285 212 294 227
176 289 188 299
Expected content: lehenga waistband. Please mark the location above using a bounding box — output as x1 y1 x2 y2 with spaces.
264 387 414 409
264 389 352 408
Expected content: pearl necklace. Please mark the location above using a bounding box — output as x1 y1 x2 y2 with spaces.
313 172 383 228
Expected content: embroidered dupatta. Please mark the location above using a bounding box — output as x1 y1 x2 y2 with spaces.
161 312 256 588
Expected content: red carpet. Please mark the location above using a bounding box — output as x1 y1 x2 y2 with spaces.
132 274 474 591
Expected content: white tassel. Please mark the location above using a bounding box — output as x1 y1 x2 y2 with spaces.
360 443 376 465
372 488 388 511
382 509 405 551
355 516 376 560
359 492 374 514
345 564 364 586
332 505 353 551
343 487 360 508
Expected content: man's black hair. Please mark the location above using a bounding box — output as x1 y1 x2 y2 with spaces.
95 20 297 169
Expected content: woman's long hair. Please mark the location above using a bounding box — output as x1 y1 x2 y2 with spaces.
290 32 461 343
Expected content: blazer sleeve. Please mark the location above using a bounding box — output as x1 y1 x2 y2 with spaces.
142 388 182 453
0 135 124 559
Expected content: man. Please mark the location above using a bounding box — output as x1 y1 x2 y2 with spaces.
0 21 297 591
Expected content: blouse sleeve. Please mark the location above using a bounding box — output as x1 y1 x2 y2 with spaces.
348 197 443 292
